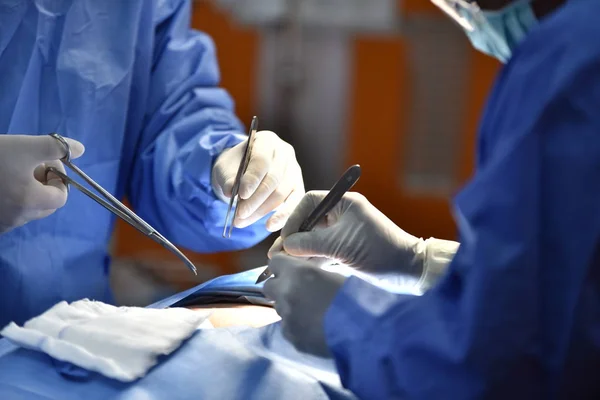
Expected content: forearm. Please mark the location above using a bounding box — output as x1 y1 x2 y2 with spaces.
325 267 539 399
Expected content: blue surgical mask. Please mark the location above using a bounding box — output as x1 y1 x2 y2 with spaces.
464 1 538 63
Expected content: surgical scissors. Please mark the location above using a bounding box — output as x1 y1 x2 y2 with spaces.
222 116 258 238
45 133 197 275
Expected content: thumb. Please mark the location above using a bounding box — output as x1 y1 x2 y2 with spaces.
267 236 284 259
281 190 330 238
268 253 307 277
212 147 238 198
38 165 69 209
26 135 85 163
29 179 69 210
45 172 68 196
282 228 336 259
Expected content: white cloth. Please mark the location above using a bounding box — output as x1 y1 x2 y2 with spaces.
0 299 209 382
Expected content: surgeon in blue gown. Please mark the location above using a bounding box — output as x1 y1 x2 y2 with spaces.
264 0 600 398
0 0 304 328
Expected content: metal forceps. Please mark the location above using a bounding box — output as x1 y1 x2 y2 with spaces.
222 116 258 238
45 133 197 275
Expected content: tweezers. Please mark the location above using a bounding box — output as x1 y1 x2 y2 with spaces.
45 133 197 275
222 116 258 238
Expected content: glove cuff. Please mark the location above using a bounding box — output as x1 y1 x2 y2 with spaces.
416 238 460 292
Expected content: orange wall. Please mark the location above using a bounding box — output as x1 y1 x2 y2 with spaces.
346 38 499 240
346 2 499 240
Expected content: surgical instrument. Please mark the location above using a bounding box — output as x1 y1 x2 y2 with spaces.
255 164 362 284
222 116 258 238
45 133 197 275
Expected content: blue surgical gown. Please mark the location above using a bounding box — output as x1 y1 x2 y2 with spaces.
324 0 600 398
0 0 270 328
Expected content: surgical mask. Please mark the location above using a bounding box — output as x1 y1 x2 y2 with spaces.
431 0 538 63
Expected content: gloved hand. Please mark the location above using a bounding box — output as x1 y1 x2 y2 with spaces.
211 131 304 232
268 191 460 290
0 134 85 234
262 253 347 357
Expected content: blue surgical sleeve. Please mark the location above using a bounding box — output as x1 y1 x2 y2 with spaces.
323 10 600 398
127 0 270 252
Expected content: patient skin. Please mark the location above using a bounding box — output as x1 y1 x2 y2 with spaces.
192 304 281 328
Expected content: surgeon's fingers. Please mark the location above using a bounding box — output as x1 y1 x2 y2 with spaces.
268 253 307 277
238 131 279 201
268 239 331 268
237 144 287 221
281 227 339 259
8 208 59 231
33 163 49 183
265 186 305 232
33 161 69 206
32 182 69 210
45 166 67 191
62 137 85 159
28 208 59 222
262 276 280 302
267 283 291 320
23 135 85 164
263 254 299 302
235 166 301 231
27 164 70 210
212 146 238 198
234 165 291 229
268 237 284 259
280 191 330 238
33 160 65 183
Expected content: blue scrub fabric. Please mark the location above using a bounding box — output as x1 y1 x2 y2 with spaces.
0 0 270 329
0 324 357 400
323 1 600 398
0 268 357 400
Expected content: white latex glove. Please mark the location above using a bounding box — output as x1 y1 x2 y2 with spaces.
268 191 460 290
0 134 85 234
211 131 304 232
263 254 347 358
